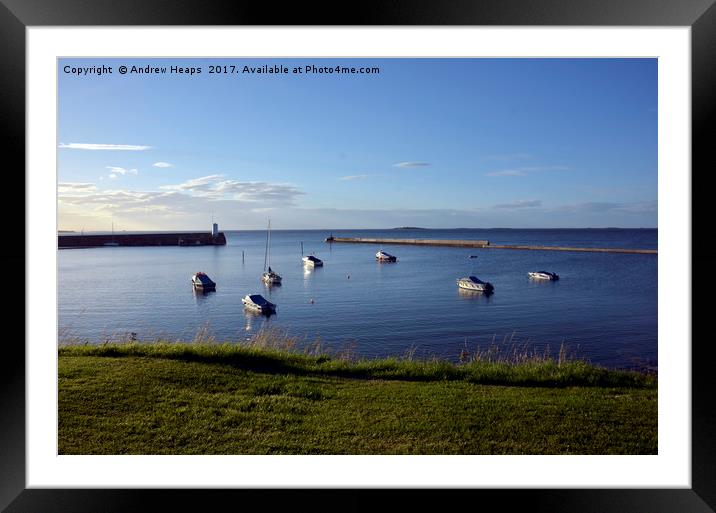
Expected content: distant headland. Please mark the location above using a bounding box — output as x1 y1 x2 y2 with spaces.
392 226 428 230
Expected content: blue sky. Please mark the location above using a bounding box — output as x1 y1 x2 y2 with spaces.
58 58 657 230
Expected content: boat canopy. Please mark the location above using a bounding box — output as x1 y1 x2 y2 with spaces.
247 294 271 306
194 273 215 285
305 255 321 262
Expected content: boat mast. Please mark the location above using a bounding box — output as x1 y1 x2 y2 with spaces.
267 219 271 271
263 219 270 273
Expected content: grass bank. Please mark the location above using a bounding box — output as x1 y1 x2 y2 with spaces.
58 339 657 454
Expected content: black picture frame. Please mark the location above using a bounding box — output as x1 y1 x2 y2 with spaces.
3 1 713 511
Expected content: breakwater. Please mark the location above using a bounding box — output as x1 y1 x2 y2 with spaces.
330 237 656 254
331 237 490 247
58 231 227 248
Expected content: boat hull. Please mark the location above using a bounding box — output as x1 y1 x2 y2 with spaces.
528 272 559 280
242 300 275 313
191 273 216 290
457 282 492 292
456 276 494 293
376 250 397 262
242 294 276 314
262 273 282 284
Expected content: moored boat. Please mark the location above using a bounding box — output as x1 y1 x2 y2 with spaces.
242 294 276 313
376 250 397 262
528 271 559 281
261 220 282 285
302 255 323 267
456 275 494 293
192 272 216 290
262 267 282 285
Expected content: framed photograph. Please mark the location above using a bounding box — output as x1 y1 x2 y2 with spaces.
5 0 714 511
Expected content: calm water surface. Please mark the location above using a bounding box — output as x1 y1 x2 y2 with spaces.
58 229 657 369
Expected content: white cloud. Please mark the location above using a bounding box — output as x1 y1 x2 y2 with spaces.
160 175 224 196
161 175 304 204
59 188 202 215
215 180 304 203
493 199 543 209
58 182 303 227
153 162 173 168
558 200 657 214
393 162 431 168
485 165 570 177
520 166 570 172
339 175 368 181
106 166 138 176
58 182 97 194
57 191 657 230
58 143 152 151
485 169 528 177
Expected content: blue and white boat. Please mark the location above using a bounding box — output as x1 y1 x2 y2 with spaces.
456 275 494 293
242 294 276 313
192 272 216 290
302 255 323 267
528 271 559 281
376 250 397 262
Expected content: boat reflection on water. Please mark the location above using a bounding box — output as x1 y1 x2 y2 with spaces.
457 287 494 301
243 308 275 332
192 287 215 302
244 306 275 319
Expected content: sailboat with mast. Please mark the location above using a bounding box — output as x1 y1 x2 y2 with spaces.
261 219 282 285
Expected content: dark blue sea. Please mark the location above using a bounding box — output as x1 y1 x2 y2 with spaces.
58 229 657 370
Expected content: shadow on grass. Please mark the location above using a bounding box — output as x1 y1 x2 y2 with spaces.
59 344 657 389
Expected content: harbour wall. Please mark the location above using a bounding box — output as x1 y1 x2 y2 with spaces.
58 232 227 248
331 237 489 247
330 237 656 254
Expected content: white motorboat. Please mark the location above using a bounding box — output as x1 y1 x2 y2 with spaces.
528 271 559 281
242 294 276 313
376 250 397 262
192 272 216 290
302 255 323 267
261 220 282 284
456 275 494 293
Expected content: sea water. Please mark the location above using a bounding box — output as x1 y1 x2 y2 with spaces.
58 228 657 370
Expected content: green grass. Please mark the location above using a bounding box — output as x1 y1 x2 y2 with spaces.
58 340 657 455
